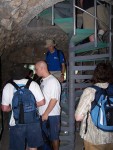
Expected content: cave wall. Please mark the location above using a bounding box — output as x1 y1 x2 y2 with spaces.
0 0 67 87
0 0 64 55
1 26 69 86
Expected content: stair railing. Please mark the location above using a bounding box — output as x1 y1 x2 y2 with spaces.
52 5 55 26
109 4 112 61
0 110 3 141
73 0 110 47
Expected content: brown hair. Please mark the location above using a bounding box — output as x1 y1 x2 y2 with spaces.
92 62 113 84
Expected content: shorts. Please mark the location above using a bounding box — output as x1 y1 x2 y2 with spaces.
9 122 44 150
83 5 109 31
41 116 60 141
50 71 61 79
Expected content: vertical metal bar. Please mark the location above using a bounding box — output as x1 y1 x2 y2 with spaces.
0 56 3 140
52 5 54 26
0 57 1 91
0 111 4 140
73 0 76 35
94 0 97 47
70 0 73 16
66 60 69 93
109 4 112 61
69 41 75 150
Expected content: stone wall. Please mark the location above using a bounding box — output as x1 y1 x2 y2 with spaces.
0 0 68 86
0 0 64 55
1 25 68 85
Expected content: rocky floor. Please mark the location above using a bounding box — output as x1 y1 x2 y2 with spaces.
0 113 84 150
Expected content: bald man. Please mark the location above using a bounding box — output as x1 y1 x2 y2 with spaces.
35 61 61 150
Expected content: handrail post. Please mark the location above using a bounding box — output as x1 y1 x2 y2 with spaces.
109 4 112 61
52 5 55 26
73 0 76 35
94 0 97 47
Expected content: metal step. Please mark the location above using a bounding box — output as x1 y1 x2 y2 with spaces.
74 82 92 89
74 75 92 80
74 54 109 62
70 41 109 54
61 102 69 113
54 18 83 33
70 29 94 45
60 135 70 141
61 114 69 122
73 65 96 71
61 126 69 131
60 142 74 150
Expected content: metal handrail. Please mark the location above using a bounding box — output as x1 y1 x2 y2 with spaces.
109 4 112 61
73 0 76 35
94 0 98 47
73 0 110 47
73 3 109 29
74 6 110 27
51 1 110 35
52 5 55 26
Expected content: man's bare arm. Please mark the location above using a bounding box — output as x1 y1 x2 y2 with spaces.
36 99 45 107
61 63 65 75
2 105 11 112
42 99 57 121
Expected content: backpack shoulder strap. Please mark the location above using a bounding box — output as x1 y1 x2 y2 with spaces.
107 83 113 90
89 85 107 108
9 80 20 90
90 85 108 94
90 85 101 91
105 84 113 96
46 51 49 57
85 85 102 134
57 49 63 63
25 79 32 89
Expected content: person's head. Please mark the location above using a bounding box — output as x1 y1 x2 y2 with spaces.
11 64 29 80
35 61 49 78
92 62 113 84
45 39 56 52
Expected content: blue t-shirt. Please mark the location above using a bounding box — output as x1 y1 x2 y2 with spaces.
46 49 65 71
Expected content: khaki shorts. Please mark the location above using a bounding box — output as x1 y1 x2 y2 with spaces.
83 5 109 31
50 71 61 79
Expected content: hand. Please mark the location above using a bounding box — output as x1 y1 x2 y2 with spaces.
42 113 48 121
59 74 64 83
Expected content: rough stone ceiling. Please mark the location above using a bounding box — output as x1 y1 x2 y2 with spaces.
0 0 64 56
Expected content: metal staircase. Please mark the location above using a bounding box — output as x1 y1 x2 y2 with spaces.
39 0 113 149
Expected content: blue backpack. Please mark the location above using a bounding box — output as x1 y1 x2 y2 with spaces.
89 84 113 132
10 80 39 124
